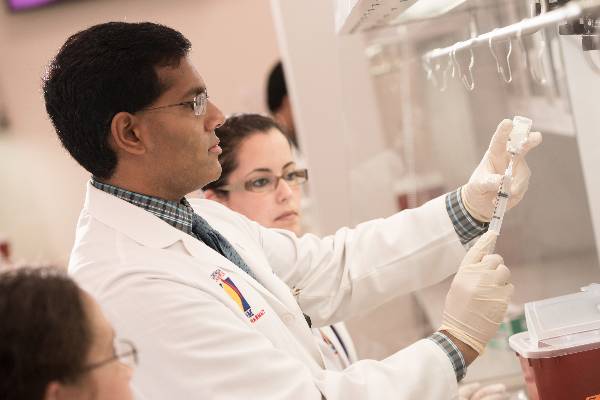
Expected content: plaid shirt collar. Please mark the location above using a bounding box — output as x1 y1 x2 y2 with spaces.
90 178 195 236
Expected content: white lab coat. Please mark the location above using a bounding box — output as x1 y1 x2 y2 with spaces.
70 182 466 400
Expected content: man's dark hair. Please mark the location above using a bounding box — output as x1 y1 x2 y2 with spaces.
43 22 192 179
266 61 287 114
204 113 288 196
0 267 91 400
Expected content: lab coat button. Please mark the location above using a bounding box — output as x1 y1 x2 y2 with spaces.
282 313 295 324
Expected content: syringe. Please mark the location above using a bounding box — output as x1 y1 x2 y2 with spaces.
488 116 532 243
488 158 514 235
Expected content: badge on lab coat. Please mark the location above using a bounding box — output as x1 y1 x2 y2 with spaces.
210 268 265 323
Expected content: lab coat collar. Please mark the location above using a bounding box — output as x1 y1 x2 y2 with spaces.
84 182 185 249
83 182 289 306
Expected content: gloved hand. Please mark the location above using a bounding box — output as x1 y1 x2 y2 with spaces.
459 382 510 400
462 119 542 222
440 231 513 354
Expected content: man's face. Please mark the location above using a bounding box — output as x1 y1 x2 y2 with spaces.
137 57 224 199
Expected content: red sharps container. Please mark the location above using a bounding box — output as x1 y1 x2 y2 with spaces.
509 284 600 400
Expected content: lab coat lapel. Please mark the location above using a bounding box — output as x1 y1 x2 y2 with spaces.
85 183 183 248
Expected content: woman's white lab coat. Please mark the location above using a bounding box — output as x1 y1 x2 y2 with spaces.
70 183 466 400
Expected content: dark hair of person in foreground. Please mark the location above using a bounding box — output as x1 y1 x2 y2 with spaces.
0 267 91 400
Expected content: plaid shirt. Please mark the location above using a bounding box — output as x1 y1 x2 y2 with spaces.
92 179 482 382
429 331 467 381
445 187 488 245
91 178 197 234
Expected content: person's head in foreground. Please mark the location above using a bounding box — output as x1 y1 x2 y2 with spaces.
0 267 136 400
203 113 308 234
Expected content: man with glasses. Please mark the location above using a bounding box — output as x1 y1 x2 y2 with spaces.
43 22 541 400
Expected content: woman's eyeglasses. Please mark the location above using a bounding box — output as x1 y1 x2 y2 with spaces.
82 338 139 372
218 169 308 193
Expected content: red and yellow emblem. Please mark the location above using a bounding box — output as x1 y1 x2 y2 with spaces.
211 269 265 323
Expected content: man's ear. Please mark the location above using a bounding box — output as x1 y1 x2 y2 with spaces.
203 189 228 205
44 381 63 400
110 112 146 156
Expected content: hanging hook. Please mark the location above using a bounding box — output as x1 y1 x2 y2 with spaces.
517 19 548 86
463 47 475 91
429 54 452 92
438 53 454 92
453 43 475 91
517 20 530 70
422 56 436 86
450 41 475 91
530 29 548 85
432 56 444 89
489 28 513 83
450 45 459 79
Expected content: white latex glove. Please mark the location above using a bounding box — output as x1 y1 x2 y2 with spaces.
440 231 513 354
462 119 542 222
459 382 510 400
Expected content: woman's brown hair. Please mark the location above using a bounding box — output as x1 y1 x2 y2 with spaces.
0 267 92 400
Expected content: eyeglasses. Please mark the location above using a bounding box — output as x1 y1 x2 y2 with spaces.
82 338 139 372
139 90 209 117
219 168 308 193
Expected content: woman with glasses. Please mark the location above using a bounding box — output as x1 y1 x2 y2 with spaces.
0 267 137 400
204 113 357 370
204 113 307 234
